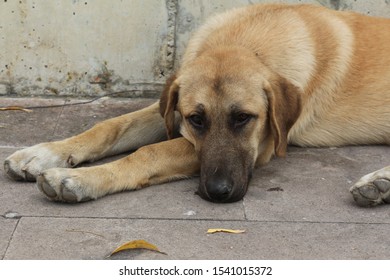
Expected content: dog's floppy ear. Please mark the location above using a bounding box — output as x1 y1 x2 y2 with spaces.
159 74 180 139
264 76 302 157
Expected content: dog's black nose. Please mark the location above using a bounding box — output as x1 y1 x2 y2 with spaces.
205 176 233 202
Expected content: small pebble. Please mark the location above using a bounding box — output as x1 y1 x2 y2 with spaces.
4 211 21 219
183 210 196 216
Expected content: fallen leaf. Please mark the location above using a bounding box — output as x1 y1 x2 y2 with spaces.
0 106 32 112
109 239 166 257
207 228 246 234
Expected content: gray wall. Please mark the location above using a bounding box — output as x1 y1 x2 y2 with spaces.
1 0 389 97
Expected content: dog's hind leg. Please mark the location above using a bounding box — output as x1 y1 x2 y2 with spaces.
4 101 168 182
350 166 390 207
36 137 199 202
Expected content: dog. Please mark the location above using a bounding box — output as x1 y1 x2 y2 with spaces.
4 3 390 206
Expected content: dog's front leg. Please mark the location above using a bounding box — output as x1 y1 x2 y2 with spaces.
36 137 199 202
4 102 168 181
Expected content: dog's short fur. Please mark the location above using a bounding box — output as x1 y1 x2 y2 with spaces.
4 4 390 206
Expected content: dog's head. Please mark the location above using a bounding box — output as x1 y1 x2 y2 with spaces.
160 47 301 203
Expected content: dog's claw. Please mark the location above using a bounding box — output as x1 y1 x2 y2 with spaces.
4 160 25 181
61 187 78 203
374 179 390 194
37 176 58 198
22 169 36 182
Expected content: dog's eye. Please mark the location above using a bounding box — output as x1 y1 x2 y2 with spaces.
188 114 204 129
235 113 251 127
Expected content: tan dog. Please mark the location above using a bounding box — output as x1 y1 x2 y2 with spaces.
4 4 390 206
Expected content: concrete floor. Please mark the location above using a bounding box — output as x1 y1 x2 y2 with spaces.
0 96 389 260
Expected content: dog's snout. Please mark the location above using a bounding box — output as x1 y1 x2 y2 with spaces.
205 176 233 202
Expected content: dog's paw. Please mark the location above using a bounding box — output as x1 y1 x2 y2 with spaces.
4 143 71 182
350 166 390 207
37 168 94 203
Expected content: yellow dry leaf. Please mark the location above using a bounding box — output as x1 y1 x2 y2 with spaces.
207 228 246 234
109 239 166 256
0 106 32 113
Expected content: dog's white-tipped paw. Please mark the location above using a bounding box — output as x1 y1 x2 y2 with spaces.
350 167 390 207
4 143 70 182
37 169 94 203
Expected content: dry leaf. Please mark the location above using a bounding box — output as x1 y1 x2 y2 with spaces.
109 239 166 256
0 106 32 113
207 228 246 234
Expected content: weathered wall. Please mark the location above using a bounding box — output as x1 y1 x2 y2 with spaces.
0 0 389 97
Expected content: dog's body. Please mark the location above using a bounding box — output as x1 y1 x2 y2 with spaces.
4 4 390 206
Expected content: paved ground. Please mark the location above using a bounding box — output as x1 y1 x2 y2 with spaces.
0 96 389 260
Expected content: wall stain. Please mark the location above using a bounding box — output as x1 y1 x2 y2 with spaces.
153 0 178 80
